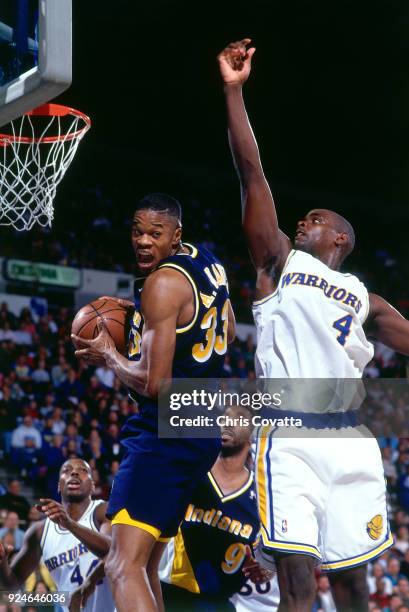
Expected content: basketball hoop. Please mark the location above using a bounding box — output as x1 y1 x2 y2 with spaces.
0 103 91 231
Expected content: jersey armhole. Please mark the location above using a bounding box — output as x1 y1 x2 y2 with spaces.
157 263 199 334
252 250 296 307
39 519 49 551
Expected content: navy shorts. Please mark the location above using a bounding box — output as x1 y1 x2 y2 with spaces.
106 435 221 539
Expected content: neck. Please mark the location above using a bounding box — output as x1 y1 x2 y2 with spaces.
214 444 249 476
63 497 91 521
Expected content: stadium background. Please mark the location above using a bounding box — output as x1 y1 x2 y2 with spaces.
0 0 408 609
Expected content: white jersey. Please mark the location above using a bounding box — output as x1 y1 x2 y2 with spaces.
252 249 374 378
40 499 115 612
230 576 279 611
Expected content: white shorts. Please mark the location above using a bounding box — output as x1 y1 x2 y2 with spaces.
254 425 393 571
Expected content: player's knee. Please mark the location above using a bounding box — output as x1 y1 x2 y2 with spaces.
105 546 147 585
277 555 316 605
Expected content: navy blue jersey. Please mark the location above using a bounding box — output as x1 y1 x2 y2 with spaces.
162 470 260 598
122 243 230 441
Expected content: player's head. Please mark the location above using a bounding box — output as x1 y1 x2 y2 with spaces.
220 405 253 456
132 193 183 275
294 209 355 265
58 458 95 503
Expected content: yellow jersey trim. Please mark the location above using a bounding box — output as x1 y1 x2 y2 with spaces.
181 243 198 258
157 262 199 334
321 532 394 571
170 530 200 593
207 470 254 503
158 536 172 543
111 509 161 540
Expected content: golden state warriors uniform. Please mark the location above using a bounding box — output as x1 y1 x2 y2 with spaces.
253 249 392 570
107 244 230 540
159 470 259 610
40 500 115 612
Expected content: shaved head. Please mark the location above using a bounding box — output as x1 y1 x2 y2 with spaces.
326 210 355 259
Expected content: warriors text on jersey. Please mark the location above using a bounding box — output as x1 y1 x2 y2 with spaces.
40 500 115 612
252 249 374 378
160 470 260 599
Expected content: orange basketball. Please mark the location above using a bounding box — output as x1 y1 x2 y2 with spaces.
71 298 131 355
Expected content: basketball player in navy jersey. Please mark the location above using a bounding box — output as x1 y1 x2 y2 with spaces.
217 39 409 612
160 405 265 611
73 193 235 612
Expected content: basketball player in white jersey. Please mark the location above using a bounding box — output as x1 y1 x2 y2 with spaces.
218 39 409 611
0 458 115 612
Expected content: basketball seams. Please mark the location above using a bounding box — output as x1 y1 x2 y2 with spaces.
73 307 126 336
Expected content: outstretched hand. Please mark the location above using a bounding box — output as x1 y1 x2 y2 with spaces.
72 318 116 364
242 545 274 584
217 39 256 86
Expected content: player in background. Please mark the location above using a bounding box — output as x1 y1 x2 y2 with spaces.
159 405 269 611
0 458 114 612
218 39 409 611
73 193 235 612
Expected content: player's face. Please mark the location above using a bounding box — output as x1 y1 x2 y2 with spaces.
221 406 253 449
58 459 94 502
131 210 181 275
294 209 339 255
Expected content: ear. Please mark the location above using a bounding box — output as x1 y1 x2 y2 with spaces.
334 232 348 248
172 226 182 249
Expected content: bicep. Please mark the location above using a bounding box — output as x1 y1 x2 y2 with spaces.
367 293 409 354
227 299 236 344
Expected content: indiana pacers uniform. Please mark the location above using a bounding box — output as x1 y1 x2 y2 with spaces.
107 243 230 540
253 249 392 570
159 469 260 609
40 499 115 612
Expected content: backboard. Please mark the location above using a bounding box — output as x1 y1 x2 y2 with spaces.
0 0 72 127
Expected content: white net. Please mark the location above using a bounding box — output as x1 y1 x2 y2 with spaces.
0 107 90 231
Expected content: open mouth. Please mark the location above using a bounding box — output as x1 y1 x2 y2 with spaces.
294 230 306 239
137 252 155 267
221 431 234 442
67 479 81 490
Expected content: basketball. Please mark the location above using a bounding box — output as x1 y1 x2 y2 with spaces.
71 298 130 355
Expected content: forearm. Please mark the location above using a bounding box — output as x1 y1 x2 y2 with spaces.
104 349 148 395
224 84 264 182
67 522 111 559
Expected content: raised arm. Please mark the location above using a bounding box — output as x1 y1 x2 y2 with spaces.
366 293 409 355
0 522 43 589
38 500 111 559
73 268 191 398
218 39 291 293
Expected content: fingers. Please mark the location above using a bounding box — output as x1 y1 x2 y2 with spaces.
71 333 92 348
219 39 256 72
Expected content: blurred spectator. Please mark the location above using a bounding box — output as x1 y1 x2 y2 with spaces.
315 575 336 611
11 416 42 450
0 511 25 550
95 365 115 389
0 479 30 521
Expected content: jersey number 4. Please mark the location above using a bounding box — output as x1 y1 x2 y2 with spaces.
70 559 101 587
333 314 353 346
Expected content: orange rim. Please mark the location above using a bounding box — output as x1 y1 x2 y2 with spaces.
0 103 91 146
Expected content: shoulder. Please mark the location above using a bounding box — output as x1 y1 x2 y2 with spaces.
142 267 193 304
92 501 108 529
